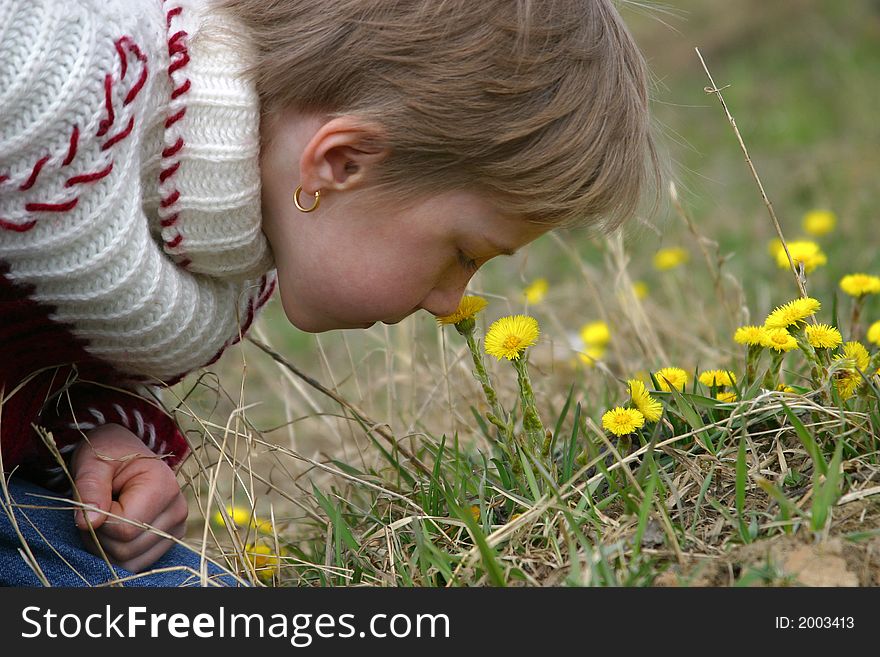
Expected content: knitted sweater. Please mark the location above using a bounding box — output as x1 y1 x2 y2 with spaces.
0 0 275 485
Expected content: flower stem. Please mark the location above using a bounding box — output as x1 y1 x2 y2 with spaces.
512 353 546 451
463 330 516 456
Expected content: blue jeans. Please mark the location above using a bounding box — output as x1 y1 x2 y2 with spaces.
1 476 243 587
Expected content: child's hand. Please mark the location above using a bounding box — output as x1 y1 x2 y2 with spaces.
70 423 189 573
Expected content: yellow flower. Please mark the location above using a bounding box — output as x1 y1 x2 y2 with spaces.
761 328 799 352
653 247 689 271
836 341 870 372
805 323 843 349
802 209 836 237
601 406 646 436
868 320 880 346
716 391 737 403
776 384 797 394
767 238 783 259
698 369 737 388
839 273 880 298
654 367 688 392
484 315 539 360
734 325 767 346
632 281 649 300
212 505 254 529
580 320 611 347
436 295 488 325
834 370 861 401
628 379 663 423
522 278 548 304
577 344 606 367
211 506 274 535
246 544 280 583
469 505 481 522
764 297 821 329
774 240 827 273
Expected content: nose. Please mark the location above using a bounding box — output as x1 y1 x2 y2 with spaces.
420 278 469 318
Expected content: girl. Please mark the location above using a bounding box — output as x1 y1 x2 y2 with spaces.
0 0 657 585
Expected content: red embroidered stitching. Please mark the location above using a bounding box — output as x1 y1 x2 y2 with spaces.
123 67 148 105
164 107 186 129
159 161 180 183
114 38 128 78
101 116 135 150
159 3 192 267
166 6 182 27
62 126 79 166
25 199 78 212
19 155 51 191
170 79 191 99
96 74 115 137
160 190 180 208
161 137 184 158
0 218 37 232
65 163 114 187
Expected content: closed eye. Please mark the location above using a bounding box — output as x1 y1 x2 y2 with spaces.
457 250 479 273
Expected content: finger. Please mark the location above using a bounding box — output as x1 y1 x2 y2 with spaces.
115 521 187 573
92 494 188 561
72 454 116 531
79 520 186 574
99 463 182 542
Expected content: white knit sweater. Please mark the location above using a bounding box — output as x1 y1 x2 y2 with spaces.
0 0 275 384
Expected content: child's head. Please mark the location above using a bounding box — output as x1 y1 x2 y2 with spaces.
216 0 659 332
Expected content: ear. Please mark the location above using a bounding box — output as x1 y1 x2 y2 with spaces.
299 117 388 194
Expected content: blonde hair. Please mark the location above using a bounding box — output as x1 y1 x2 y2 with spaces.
214 0 659 231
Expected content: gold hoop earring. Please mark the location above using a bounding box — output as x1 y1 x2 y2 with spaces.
293 185 321 213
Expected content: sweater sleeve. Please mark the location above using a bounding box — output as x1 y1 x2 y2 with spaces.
0 0 275 385
0 0 275 477
28 383 191 491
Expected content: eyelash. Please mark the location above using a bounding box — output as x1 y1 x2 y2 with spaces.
457 250 479 273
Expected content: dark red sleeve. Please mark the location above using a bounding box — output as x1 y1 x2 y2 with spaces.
7 378 190 491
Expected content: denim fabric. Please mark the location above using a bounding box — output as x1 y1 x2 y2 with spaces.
1 476 243 587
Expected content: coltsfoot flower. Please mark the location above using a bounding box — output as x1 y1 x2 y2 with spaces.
698 369 737 388
802 209 836 236
523 278 548 304
246 543 280 583
868 320 880 346
580 320 611 347
839 273 880 298
632 281 649 299
761 328 799 352
764 297 821 329
805 323 843 349
653 247 689 271
775 240 827 273
654 366 688 392
834 370 861 401
602 406 646 436
436 295 488 326
628 379 663 423
836 341 870 371
716 391 737 403
734 325 767 346
484 315 539 360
